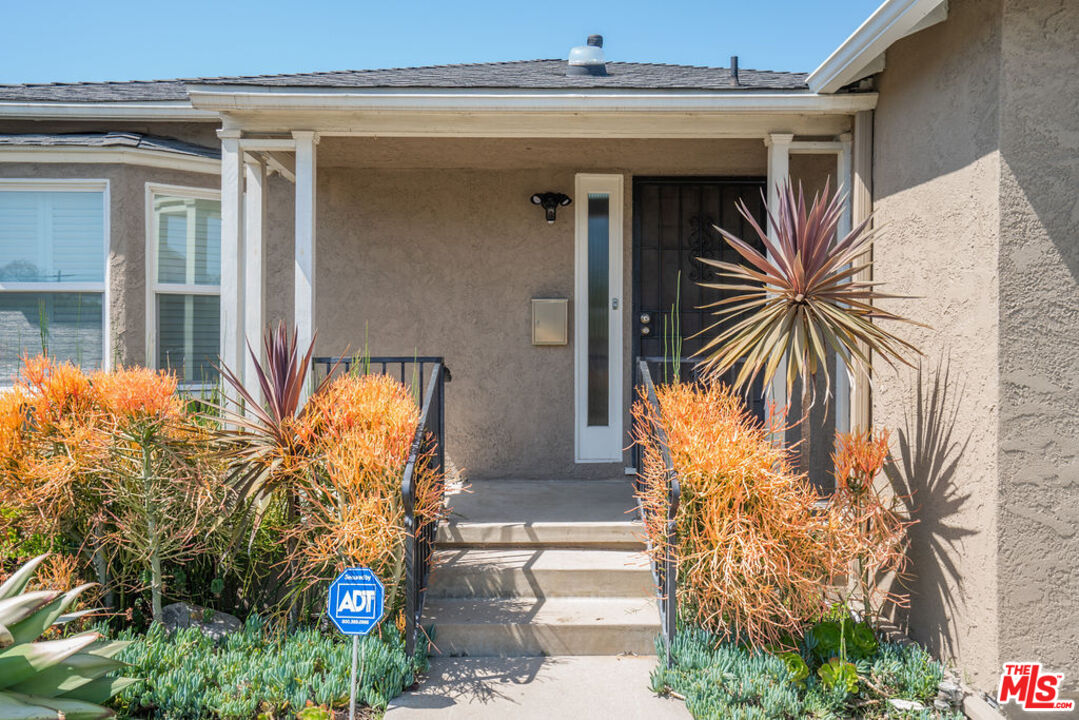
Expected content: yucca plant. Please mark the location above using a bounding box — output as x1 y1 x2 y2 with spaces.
0 554 136 719
696 179 921 403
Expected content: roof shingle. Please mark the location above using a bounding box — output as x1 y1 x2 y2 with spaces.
0 60 807 103
193 60 808 91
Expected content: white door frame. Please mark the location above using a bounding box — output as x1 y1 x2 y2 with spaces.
574 173 624 463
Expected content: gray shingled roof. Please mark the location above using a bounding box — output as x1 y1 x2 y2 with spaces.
0 132 219 158
0 81 189 103
0 60 807 103
194 60 808 91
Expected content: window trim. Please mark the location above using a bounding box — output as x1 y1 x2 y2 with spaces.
144 182 221 387
0 178 111 373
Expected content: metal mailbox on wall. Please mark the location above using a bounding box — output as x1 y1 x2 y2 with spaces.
532 298 568 346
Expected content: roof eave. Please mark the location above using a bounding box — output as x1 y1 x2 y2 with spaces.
0 101 217 121
808 0 948 94
185 86 877 114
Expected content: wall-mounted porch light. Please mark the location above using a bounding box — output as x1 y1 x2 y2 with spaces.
531 192 572 224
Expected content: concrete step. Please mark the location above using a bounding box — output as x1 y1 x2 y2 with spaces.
429 548 655 599
436 520 644 549
426 597 660 657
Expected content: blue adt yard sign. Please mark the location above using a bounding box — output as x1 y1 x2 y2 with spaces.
328 567 385 636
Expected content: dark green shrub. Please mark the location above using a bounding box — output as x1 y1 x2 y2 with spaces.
108 616 427 719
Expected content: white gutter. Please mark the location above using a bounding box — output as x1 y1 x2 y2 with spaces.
808 0 948 94
0 101 216 121
186 87 877 114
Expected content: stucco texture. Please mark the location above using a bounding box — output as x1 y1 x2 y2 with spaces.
305 138 770 479
872 0 1078 706
996 0 1079 708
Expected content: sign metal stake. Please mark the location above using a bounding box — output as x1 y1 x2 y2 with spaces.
349 635 360 720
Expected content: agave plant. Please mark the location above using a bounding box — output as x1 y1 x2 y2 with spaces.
696 179 921 402
0 554 136 719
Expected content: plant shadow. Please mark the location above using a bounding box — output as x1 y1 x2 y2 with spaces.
883 358 978 662
390 656 552 709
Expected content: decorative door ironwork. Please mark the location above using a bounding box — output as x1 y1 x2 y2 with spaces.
632 177 768 417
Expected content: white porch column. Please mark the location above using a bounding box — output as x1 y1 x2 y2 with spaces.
850 112 874 430
218 128 245 390
293 131 319 360
764 132 793 418
243 155 266 404
835 132 854 433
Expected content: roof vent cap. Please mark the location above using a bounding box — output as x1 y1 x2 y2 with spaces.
567 35 607 76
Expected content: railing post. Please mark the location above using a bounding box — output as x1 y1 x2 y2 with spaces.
636 358 680 667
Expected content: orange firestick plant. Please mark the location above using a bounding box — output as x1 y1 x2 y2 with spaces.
634 380 910 649
0 343 443 631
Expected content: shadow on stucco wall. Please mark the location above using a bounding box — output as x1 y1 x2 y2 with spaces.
884 359 976 663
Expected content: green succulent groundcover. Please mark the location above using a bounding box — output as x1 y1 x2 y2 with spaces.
106 617 427 720
653 625 962 720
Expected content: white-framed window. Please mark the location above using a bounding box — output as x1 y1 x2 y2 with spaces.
0 179 110 381
145 183 221 387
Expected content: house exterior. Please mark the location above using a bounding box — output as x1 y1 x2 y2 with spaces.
0 0 1075 710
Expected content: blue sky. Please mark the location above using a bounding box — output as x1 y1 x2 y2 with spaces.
0 0 881 85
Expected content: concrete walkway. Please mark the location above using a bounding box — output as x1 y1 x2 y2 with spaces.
386 656 690 719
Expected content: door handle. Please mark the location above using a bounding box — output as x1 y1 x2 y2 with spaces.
612 298 619 310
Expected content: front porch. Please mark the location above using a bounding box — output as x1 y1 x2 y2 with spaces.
209 106 874 480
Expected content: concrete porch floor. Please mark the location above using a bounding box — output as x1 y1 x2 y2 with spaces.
443 478 639 523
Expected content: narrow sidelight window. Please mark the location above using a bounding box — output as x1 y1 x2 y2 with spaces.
587 193 610 426
574 174 623 463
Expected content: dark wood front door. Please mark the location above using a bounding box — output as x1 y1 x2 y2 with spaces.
632 177 768 415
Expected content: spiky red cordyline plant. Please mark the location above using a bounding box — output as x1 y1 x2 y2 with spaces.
696 179 922 402
214 323 336 530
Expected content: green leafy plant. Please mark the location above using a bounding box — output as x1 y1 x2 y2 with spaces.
817 657 859 695
0 554 136 719
805 619 878 663
695 179 921 402
777 651 809 688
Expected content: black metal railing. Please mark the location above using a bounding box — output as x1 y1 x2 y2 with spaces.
313 356 449 655
635 358 681 666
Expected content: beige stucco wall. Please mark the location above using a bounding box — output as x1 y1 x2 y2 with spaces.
871 0 1003 692
873 0 1079 704
301 137 770 479
997 0 1079 704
